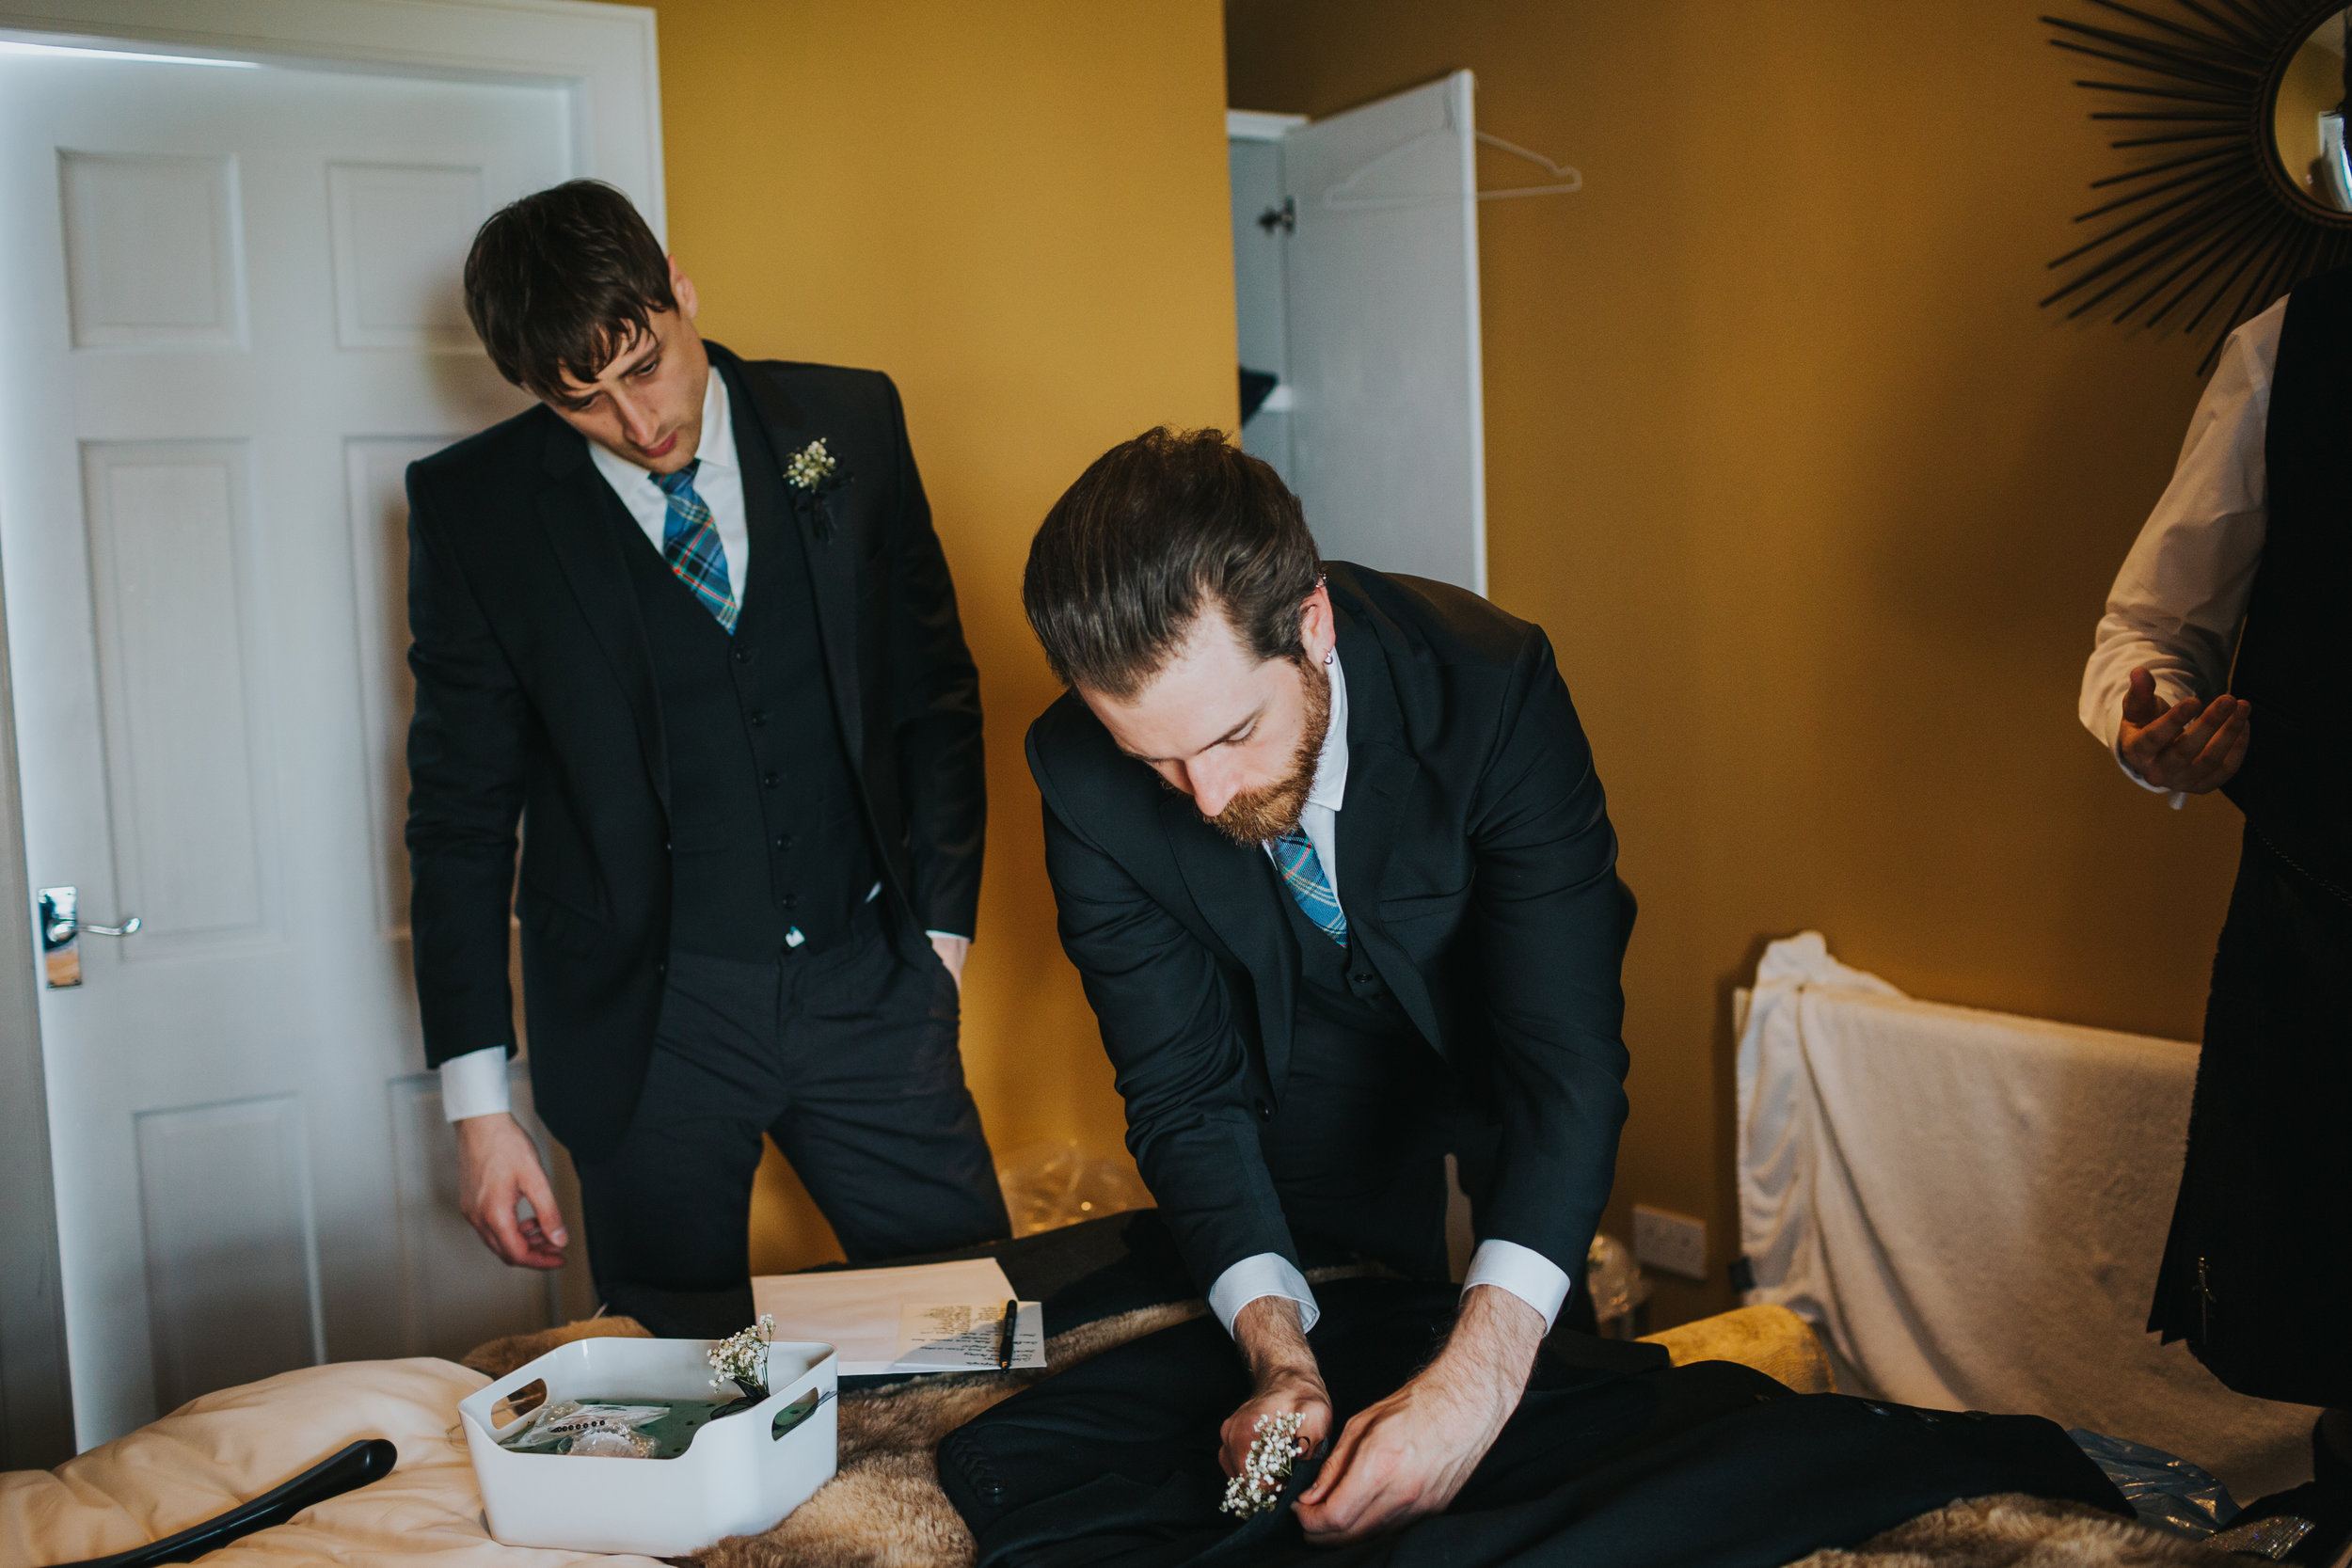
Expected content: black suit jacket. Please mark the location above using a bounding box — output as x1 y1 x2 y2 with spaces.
1026 564 1633 1295
405 343 984 1156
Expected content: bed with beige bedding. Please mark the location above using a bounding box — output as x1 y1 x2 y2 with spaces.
0 1219 2219 1568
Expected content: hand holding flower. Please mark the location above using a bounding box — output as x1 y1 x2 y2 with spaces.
1219 1296 1330 1485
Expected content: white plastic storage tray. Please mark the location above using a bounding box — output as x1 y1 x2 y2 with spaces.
457 1336 838 1556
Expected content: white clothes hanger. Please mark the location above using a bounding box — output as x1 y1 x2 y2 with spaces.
1470 131 1583 200
1321 113 1582 211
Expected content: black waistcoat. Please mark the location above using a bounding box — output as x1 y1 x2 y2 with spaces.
1271 855 1415 1036
610 373 878 961
2224 263 2352 882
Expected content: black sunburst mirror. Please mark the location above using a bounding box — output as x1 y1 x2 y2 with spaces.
2044 0 2352 371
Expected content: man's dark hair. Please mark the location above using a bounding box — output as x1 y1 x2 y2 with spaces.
1023 427 1322 698
462 180 676 398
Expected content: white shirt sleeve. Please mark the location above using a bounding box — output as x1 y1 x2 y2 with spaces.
2079 299 2280 805
439 1045 514 1122
1461 1238 1572 1330
1208 1252 1321 1335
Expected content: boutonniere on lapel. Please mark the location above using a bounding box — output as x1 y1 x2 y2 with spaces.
784 438 851 543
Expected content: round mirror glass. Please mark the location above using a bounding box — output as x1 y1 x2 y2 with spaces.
2276 8 2352 213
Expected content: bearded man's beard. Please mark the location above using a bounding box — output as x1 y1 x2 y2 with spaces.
1205 655 1332 846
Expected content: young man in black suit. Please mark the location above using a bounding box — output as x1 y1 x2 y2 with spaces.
405 181 1007 1310
1021 428 1635 1543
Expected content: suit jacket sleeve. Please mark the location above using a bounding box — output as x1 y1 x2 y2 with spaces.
1033 741 1300 1291
404 467 527 1068
1466 631 1635 1281
881 376 985 938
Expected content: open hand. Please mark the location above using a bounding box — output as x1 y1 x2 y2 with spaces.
1294 1285 1544 1544
454 1112 567 1269
2119 666 2249 794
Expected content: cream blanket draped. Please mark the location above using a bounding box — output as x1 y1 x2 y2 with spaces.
1735 930 2312 1501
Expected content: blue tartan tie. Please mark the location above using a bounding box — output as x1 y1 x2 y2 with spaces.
1272 828 1347 947
654 463 739 632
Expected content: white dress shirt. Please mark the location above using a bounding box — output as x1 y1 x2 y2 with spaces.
592 367 751 595
2078 298 2282 806
441 372 751 1124
1209 648 1577 1336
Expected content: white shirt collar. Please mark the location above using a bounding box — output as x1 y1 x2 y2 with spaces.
1309 647 1349 813
693 365 737 481
585 358 736 495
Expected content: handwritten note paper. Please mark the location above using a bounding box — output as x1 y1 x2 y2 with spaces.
893 1302 1045 1370
751 1259 1044 1373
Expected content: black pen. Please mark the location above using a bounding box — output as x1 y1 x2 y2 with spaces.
996 1298 1019 1370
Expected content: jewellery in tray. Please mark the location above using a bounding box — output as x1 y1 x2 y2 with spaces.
1221 1412 1308 1520
564 1417 656 1459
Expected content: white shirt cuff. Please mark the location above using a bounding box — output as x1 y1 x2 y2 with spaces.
1462 1239 1572 1330
924 929 971 942
2111 741 2191 811
1207 1252 1320 1335
439 1046 513 1122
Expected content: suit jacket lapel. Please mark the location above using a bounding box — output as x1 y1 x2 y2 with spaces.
1331 610 1444 1051
534 421 670 809
717 346 866 770
1161 791 1299 1097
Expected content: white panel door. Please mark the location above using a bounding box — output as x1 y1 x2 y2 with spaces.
1229 132 1295 484
1277 71 1487 594
0 44 573 1447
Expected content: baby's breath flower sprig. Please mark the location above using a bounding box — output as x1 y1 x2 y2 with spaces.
784 439 838 492
1219 1411 1308 1520
707 1314 775 1401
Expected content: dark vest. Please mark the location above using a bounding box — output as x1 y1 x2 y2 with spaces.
2224 263 2352 882
1266 854 1458 1281
610 365 879 961
1270 855 1414 1037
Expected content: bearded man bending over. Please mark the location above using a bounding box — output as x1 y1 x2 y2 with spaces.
1019 427 1636 1543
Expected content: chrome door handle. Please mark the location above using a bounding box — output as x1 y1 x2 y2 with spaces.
37 886 140 989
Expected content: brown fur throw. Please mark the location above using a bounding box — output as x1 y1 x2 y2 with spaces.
460 1312 653 1378
1788 1494 2225 1566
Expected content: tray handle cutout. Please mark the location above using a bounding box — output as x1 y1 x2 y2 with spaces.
771 1389 834 1443
488 1379 548 1435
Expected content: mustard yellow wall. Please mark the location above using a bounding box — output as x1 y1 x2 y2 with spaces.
612 0 1236 1270
1229 0 2249 1323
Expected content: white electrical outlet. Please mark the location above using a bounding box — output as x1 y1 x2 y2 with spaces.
1631 1204 1708 1281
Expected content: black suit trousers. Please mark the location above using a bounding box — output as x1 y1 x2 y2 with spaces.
573 910 1009 1296
938 1280 2126 1568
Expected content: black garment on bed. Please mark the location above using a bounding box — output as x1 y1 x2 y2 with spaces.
938 1279 2128 1568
